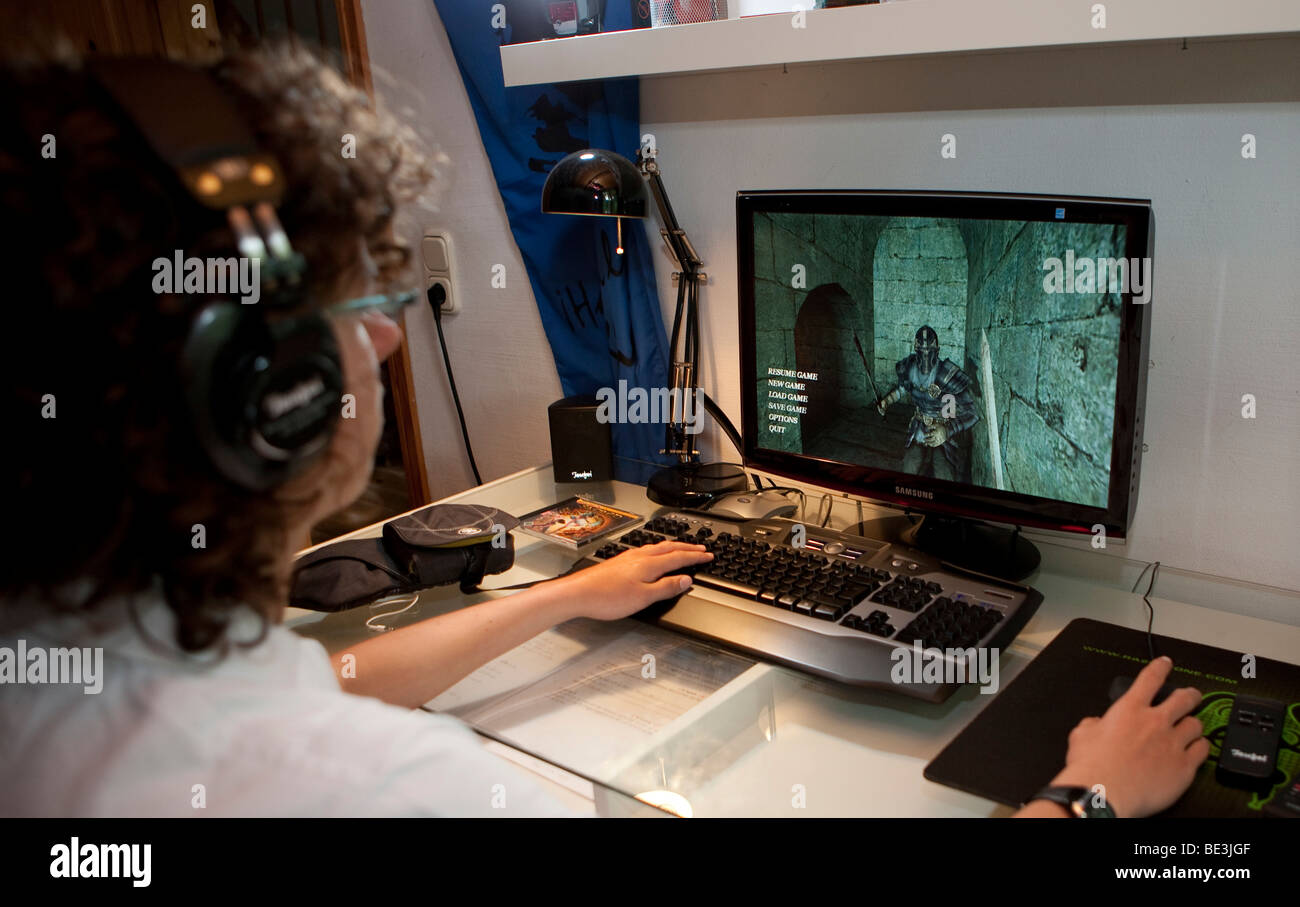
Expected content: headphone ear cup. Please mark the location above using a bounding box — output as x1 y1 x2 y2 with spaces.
182 302 343 491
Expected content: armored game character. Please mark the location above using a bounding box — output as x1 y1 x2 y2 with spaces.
875 325 980 481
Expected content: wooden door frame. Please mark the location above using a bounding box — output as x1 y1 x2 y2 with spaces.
335 0 432 506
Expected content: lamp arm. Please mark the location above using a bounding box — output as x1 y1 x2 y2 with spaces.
640 151 742 465
643 159 702 274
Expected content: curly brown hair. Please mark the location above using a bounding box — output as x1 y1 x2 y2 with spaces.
0 44 434 651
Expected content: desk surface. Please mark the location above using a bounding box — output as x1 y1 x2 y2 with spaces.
286 463 1300 817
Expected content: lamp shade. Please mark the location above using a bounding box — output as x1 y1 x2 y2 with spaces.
541 149 649 218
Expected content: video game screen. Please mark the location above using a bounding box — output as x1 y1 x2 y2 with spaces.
752 211 1136 510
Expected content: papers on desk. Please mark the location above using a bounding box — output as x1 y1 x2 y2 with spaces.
426 618 756 775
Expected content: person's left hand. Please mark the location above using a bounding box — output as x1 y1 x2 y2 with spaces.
924 423 949 447
560 541 713 621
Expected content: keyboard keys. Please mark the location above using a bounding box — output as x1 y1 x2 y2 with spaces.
607 519 1002 651
870 576 935 612
842 608 895 637
699 573 759 599
574 515 1039 698
895 598 1003 649
843 581 876 603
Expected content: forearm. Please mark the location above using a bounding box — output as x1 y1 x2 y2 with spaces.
330 575 585 708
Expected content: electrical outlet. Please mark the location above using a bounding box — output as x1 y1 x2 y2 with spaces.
421 231 459 315
426 275 456 315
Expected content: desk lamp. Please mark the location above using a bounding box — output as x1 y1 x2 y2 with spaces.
541 147 746 507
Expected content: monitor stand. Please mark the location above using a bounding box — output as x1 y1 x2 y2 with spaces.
848 513 1041 583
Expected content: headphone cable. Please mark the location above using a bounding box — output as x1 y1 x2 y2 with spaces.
429 285 483 486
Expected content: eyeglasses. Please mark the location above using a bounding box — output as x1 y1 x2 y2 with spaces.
321 288 422 320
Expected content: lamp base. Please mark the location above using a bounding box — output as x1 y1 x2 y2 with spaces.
646 462 748 510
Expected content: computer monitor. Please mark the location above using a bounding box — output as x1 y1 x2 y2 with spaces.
737 190 1153 580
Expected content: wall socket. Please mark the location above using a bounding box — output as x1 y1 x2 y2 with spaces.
421 231 458 315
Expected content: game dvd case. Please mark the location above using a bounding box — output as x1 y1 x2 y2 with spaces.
515 497 642 549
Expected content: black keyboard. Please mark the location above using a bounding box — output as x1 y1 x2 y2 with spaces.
578 510 1043 702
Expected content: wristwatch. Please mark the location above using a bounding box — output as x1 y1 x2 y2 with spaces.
1029 785 1116 818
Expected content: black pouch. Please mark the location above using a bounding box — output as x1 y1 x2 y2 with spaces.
290 504 521 612
382 503 519 594
289 537 416 612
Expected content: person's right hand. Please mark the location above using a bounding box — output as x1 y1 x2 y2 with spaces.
558 540 712 622
1048 656 1209 817
876 399 888 416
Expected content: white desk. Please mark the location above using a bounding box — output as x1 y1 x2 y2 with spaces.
286 463 1300 817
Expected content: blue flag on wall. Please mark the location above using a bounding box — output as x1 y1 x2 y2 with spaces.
433 0 675 483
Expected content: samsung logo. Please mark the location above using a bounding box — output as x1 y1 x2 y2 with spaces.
895 486 933 500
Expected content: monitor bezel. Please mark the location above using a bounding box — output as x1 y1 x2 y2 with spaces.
737 189 1153 539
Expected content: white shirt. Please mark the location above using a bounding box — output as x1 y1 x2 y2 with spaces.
0 589 573 817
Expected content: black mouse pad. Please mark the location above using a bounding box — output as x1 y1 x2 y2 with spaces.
924 617 1300 817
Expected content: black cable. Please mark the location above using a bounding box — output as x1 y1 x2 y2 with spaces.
1131 560 1161 660
683 279 700 458
702 392 744 458
754 478 807 520
665 275 686 457
429 285 483 486
686 276 699 370
668 271 685 366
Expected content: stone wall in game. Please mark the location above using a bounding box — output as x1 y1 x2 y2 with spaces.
751 209 1126 509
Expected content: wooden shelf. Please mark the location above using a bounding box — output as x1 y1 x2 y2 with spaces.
500 0 1300 86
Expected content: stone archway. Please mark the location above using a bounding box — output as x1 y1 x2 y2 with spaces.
871 218 968 394
793 282 869 446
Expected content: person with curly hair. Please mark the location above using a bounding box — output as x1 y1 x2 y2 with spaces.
0 44 714 817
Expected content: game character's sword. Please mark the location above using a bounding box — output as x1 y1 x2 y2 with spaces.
979 328 1006 490
852 333 886 420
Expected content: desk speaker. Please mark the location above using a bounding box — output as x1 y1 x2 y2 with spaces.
548 395 612 484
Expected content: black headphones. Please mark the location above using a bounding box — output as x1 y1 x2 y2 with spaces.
89 58 343 492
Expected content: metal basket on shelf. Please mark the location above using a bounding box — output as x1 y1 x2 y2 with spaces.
651 0 729 27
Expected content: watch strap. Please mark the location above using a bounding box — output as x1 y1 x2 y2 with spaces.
1030 785 1116 818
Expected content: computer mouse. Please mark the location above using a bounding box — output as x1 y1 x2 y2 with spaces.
705 490 798 521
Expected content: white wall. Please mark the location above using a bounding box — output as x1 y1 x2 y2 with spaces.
362 0 562 500
640 37 1300 591
362 3 1298 592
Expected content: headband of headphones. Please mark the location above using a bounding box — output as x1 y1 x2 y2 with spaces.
88 58 309 298
87 58 343 491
